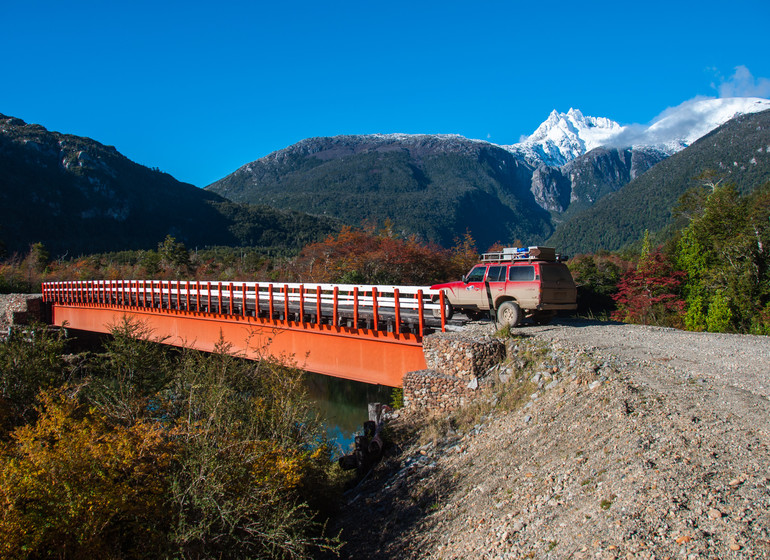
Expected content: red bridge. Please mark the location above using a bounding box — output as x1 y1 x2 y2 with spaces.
42 280 449 387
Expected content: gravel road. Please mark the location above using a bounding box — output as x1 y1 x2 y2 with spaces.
329 318 770 559
518 318 770 399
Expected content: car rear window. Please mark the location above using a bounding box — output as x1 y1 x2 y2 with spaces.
539 264 573 282
508 265 535 282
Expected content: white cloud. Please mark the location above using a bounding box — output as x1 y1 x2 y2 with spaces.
717 66 770 98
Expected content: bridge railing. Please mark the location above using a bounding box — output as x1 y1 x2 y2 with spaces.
42 280 448 336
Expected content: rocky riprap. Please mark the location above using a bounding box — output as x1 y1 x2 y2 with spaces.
328 319 770 559
403 333 505 410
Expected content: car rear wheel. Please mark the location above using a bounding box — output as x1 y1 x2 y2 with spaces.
496 301 521 328
432 298 454 320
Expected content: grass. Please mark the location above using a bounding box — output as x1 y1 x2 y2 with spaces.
600 496 616 510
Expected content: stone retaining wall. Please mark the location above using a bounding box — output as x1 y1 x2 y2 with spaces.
403 332 505 411
0 294 47 337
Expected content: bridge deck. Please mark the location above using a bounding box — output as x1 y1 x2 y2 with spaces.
43 280 447 387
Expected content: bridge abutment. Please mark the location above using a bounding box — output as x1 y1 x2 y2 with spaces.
403 332 504 411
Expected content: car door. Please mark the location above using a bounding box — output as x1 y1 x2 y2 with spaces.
538 263 577 305
507 264 539 309
455 264 488 308
485 265 508 308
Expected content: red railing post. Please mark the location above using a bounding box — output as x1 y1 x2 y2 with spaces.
229 283 234 315
217 283 222 314
394 289 401 335
440 291 447 332
316 286 322 325
283 284 289 321
195 281 200 311
333 286 339 326
268 284 274 318
207 282 212 313
417 289 425 337
242 283 247 317
353 287 359 326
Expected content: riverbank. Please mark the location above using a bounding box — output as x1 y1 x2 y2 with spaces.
326 319 770 559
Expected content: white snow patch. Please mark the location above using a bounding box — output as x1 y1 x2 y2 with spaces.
500 97 770 168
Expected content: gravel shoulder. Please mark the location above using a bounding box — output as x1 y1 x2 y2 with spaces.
327 318 770 559
521 318 770 400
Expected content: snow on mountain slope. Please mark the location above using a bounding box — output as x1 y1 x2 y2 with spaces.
504 97 770 167
617 97 770 152
503 108 623 167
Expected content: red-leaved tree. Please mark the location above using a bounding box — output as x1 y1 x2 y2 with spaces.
611 251 686 327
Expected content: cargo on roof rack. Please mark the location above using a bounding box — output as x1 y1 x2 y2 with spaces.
480 246 561 263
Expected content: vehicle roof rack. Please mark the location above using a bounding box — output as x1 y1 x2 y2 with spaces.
480 246 564 263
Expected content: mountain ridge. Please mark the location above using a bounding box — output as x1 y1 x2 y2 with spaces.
0 114 338 256
547 108 770 254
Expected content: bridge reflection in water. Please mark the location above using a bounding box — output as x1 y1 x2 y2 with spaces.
43 280 448 387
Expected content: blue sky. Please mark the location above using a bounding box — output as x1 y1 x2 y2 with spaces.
2 0 769 187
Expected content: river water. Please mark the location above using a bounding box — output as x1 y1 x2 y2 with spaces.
303 372 393 456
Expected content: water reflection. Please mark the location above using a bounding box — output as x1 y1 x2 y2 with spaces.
303 372 392 456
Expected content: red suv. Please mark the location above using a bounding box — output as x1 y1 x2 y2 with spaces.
431 247 577 326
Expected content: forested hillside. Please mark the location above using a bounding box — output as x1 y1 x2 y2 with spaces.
0 115 339 256
548 109 770 254
206 135 551 250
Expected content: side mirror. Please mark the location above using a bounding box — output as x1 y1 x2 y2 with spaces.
461 275 468 283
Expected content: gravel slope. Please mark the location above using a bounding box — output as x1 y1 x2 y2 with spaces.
327 319 770 559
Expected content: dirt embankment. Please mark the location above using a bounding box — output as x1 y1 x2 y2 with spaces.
328 319 770 559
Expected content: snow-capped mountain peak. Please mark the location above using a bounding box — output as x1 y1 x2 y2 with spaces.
503 97 770 168
504 108 624 167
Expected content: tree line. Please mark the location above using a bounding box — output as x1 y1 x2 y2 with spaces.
571 179 770 335
3 179 770 335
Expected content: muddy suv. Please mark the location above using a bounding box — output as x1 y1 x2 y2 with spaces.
431 246 577 327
